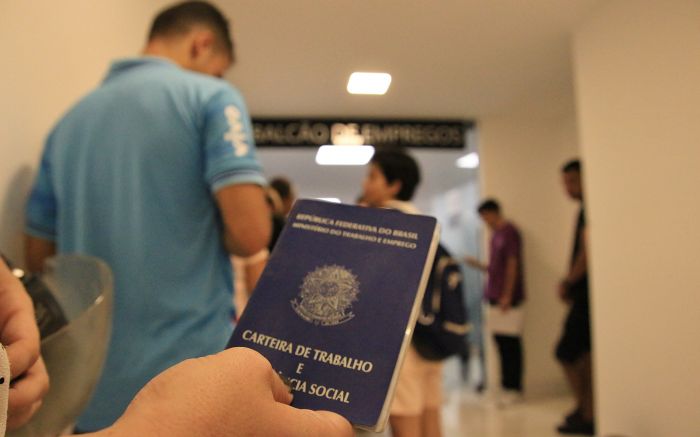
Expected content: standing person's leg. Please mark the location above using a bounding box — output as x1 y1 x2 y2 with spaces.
578 352 593 423
420 358 444 437
557 356 593 435
556 304 594 434
494 334 509 390
390 416 422 437
458 338 470 382
561 361 583 411
421 409 441 437
501 335 523 392
477 340 487 392
390 346 425 437
556 305 584 414
495 334 523 406
495 334 523 391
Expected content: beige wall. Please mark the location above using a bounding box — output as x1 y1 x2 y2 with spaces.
0 0 170 262
574 1 700 435
479 107 580 397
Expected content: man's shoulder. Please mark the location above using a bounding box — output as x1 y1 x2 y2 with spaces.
110 57 244 103
503 221 522 236
176 69 243 102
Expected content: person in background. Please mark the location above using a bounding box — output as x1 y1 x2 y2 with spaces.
269 176 297 217
361 148 442 437
266 176 296 251
265 183 287 251
230 186 282 318
0 259 352 436
554 159 594 436
24 1 270 431
231 247 268 319
465 199 525 406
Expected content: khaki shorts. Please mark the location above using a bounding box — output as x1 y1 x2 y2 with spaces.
390 344 444 416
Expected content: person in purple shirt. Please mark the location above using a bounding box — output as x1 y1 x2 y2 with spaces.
466 199 525 405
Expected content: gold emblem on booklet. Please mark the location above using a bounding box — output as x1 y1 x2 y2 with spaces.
291 265 360 326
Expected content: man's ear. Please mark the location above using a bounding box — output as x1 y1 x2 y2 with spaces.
190 29 215 61
388 180 402 199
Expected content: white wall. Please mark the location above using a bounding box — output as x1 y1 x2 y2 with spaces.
479 108 580 397
574 1 700 435
0 0 170 262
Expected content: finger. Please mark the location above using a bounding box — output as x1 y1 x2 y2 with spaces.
270 405 353 437
0 291 40 379
210 347 293 404
269 368 293 405
8 357 49 413
5 399 42 431
5 338 39 380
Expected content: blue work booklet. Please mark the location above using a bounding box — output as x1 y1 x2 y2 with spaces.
227 199 439 432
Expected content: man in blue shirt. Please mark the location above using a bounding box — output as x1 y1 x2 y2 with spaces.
24 2 271 431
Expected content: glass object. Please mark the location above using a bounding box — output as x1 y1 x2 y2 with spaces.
8 255 113 437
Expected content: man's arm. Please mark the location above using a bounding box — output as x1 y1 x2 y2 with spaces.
559 227 588 301
566 227 588 284
215 184 271 257
499 255 518 311
464 256 488 272
24 235 56 274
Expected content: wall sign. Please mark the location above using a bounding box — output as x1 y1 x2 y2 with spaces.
252 118 475 149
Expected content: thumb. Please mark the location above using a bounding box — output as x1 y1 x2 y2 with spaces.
310 410 354 436
273 406 354 437
269 369 293 405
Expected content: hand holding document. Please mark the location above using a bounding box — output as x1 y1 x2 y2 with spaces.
108 348 353 437
228 200 440 432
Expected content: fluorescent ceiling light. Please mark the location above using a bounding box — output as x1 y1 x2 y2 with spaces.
317 197 341 203
316 145 375 166
456 152 479 169
347 72 392 95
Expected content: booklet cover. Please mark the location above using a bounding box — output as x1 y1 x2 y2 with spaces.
227 199 439 431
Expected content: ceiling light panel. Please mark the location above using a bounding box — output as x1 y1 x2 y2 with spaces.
315 145 375 166
347 72 392 95
456 152 479 169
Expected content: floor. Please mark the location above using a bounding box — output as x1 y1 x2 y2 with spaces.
441 390 574 437
369 357 577 437
368 389 575 437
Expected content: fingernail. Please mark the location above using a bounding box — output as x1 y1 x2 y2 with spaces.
277 371 293 393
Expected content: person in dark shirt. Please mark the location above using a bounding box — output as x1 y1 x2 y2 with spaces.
269 176 297 217
555 159 594 436
466 199 525 405
267 177 296 251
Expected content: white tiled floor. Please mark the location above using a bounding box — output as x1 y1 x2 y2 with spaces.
441 389 575 437
367 357 577 437
367 388 575 437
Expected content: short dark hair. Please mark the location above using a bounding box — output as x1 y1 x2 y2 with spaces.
477 199 501 214
562 159 581 173
148 1 234 61
370 148 421 201
270 177 293 201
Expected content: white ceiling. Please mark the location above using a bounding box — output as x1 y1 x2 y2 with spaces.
217 0 603 205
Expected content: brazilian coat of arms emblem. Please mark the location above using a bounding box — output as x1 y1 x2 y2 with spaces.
291 265 360 326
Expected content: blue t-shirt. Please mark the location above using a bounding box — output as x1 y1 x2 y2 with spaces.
26 57 266 430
